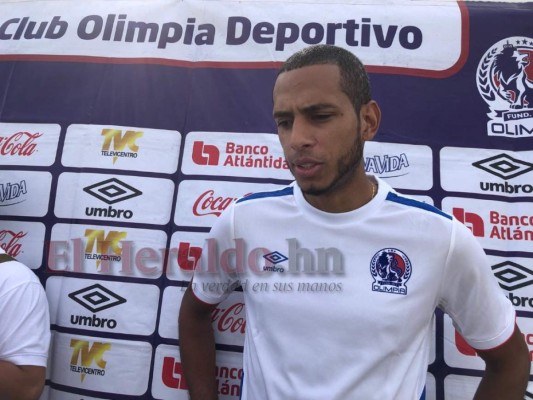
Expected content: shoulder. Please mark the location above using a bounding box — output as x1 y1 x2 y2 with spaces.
0 259 41 296
378 185 458 241
384 191 452 221
235 185 295 205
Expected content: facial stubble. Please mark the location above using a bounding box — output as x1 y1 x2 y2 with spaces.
298 126 364 197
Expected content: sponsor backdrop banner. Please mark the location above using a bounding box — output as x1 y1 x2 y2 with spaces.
0 0 532 398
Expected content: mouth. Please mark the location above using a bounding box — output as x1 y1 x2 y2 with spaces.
291 159 323 178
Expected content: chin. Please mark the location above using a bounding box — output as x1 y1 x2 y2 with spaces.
299 182 329 196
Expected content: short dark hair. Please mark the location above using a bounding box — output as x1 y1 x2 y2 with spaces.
278 45 371 113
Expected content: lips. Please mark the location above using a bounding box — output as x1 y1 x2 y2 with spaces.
291 158 323 178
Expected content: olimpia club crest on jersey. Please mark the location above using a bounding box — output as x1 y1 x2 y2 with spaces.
477 37 533 138
370 248 412 295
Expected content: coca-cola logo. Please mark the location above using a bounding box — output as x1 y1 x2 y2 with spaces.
193 190 243 217
0 131 42 156
0 230 26 257
211 302 245 334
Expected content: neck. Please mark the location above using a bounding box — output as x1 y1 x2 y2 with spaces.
303 176 377 213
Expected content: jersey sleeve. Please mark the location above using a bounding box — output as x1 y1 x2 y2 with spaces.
191 204 242 305
438 219 515 351
0 275 51 366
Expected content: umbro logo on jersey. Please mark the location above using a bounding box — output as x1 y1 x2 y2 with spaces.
263 251 288 264
262 251 287 273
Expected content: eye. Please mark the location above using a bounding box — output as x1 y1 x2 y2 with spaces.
276 119 292 129
312 113 333 122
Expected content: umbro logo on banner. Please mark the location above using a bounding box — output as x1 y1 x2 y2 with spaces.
68 284 126 330
83 178 142 204
472 153 533 180
69 284 127 313
492 261 533 291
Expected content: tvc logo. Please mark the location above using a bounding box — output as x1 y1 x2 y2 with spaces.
83 178 142 219
162 357 188 390
101 129 143 164
192 141 220 166
452 208 484 237
70 340 111 382
84 229 127 268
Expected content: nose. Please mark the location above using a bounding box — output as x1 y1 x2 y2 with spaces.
289 117 315 150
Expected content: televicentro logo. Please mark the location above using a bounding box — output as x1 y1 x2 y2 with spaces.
476 36 533 138
83 177 142 219
70 340 111 382
100 129 143 164
84 228 127 268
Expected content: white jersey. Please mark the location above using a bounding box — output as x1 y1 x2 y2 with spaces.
0 249 50 367
191 177 515 400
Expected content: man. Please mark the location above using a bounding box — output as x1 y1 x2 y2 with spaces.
0 249 50 400
179 45 529 399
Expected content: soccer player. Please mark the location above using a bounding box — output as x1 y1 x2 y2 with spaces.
0 250 50 400
178 44 529 400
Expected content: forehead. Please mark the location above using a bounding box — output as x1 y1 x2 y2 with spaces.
273 64 349 110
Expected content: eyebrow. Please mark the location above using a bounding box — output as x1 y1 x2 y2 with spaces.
273 103 337 118
272 110 292 119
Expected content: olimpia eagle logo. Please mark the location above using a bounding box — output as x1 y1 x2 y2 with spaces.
476 37 533 138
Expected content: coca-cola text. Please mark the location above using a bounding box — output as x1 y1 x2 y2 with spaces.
0 131 42 156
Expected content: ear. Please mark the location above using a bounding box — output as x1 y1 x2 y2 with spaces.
359 100 381 141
